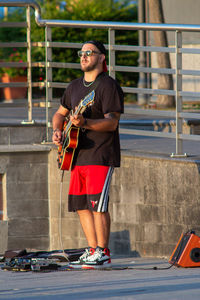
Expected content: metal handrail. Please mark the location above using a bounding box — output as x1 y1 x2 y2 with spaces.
0 0 200 156
2 0 200 31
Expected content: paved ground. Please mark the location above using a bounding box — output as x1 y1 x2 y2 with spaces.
1 256 200 300
120 133 200 159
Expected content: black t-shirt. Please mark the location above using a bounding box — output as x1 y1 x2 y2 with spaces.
60 72 124 167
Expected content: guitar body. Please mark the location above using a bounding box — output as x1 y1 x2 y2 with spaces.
58 126 80 170
56 90 95 171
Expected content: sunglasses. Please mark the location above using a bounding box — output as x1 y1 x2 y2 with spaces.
77 50 101 57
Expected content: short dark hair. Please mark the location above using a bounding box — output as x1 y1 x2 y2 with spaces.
82 40 106 55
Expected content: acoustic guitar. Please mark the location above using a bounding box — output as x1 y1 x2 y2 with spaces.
57 90 95 170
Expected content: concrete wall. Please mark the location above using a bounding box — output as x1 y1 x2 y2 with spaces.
147 1 200 103
162 0 200 45
0 145 50 254
110 153 200 257
48 148 200 257
1 140 200 257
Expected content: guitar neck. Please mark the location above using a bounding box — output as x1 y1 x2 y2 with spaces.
64 102 86 134
62 90 95 136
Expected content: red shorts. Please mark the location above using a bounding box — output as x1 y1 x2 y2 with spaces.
68 165 114 212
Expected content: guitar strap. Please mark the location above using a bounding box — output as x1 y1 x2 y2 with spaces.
85 71 104 94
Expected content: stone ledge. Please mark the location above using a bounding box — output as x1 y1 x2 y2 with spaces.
0 144 51 153
0 121 46 127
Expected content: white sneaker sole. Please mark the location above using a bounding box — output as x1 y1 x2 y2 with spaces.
69 263 84 269
82 262 112 270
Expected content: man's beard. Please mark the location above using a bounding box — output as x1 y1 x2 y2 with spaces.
81 59 99 72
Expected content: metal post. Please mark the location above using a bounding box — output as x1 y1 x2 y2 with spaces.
137 0 148 105
108 28 115 79
171 30 187 157
45 26 53 142
22 5 34 124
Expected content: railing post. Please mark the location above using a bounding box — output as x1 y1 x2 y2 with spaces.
108 28 115 79
23 5 33 124
171 30 187 157
137 0 148 105
45 26 53 142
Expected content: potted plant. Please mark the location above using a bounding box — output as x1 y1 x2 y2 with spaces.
0 47 27 101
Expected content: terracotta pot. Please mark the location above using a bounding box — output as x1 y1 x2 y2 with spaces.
1 73 27 101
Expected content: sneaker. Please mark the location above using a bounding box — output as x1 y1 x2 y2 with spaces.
69 247 95 269
82 247 111 269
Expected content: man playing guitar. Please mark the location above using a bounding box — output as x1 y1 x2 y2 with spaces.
52 40 124 269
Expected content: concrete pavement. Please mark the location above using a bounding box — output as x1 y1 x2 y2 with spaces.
1 104 200 299
120 133 200 159
1 257 200 299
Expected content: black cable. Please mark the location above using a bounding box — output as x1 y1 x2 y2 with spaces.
59 170 69 262
127 229 198 271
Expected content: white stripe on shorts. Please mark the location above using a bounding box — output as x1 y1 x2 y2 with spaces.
97 167 114 212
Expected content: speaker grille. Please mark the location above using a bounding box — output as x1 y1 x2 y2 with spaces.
170 234 190 264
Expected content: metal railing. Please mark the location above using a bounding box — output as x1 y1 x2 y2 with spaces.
0 0 200 156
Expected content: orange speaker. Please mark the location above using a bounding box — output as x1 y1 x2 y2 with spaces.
169 231 200 267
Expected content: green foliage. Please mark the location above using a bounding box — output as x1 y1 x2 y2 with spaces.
0 49 27 78
0 9 27 77
0 1 138 92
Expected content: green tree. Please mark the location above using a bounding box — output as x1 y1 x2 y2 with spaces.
0 1 138 99
38 0 138 89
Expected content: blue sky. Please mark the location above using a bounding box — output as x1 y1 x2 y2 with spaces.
0 7 4 18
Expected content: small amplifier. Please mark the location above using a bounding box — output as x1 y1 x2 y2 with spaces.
169 231 200 267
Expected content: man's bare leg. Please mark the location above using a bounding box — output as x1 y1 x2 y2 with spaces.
77 209 97 248
93 212 111 248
